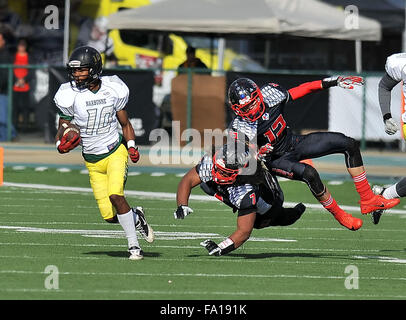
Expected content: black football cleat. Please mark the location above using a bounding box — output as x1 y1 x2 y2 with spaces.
371 185 386 225
371 210 383 225
134 207 154 243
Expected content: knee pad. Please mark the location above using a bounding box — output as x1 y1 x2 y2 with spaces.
345 137 363 168
302 165 325 196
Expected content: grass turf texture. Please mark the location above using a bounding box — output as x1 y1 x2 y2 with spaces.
1 167 406 300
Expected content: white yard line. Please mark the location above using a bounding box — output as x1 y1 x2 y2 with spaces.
0 241 384 253
3 181 406 215
0 269 406 282
2 254 406 267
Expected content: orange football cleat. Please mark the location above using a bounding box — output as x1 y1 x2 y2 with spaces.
359 194 400 215
334 211 363 231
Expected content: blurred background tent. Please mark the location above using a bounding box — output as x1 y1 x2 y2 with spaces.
106 0 382 72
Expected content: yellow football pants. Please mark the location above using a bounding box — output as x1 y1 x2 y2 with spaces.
85 144 128 220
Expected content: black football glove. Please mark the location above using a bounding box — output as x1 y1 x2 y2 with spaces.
200 239 222 256
174 205 193 219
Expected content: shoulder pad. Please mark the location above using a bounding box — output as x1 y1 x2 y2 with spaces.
54 82 76 112
385 53 406 82
230 118 257 141
261 83 288 107
102 75 129 96
197 154 213 183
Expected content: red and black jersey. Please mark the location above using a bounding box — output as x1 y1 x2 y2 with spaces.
228 80 323 156
195 154 284 216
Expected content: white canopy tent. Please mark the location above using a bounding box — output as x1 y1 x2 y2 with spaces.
106 0 382 71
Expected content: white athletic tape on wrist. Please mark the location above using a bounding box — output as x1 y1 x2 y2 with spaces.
218 238 233 250
127 140 136 149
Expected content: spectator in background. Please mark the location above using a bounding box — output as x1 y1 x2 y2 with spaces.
177 46 208 73
0 29 14 141
13 38 31 132
76 16 115 63
0 0 20 36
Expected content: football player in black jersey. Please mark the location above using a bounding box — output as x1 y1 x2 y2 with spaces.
174 143 306 256
227 77 400 231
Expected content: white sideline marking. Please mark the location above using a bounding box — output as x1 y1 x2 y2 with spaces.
128 172 141 176
4 181 406 215
0 225 296 242
328 181 344 185
12 166 25 170
34 167 48 172
150 172 166 176
176 173 187 177
353 255 406 264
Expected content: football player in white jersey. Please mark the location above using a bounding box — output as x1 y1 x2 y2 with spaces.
54 46 154 260
174 142 306 256
370 53 406 224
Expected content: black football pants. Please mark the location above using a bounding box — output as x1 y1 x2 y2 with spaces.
265 132 363 196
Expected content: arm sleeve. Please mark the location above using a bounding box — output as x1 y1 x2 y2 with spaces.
378 72 400 121
287 80 323 101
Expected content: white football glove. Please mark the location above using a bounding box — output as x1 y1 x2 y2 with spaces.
336 76 364 89
384 118 399 135
174 205 193 219
322 76 364 89
257 143 274 160
200 239 222 256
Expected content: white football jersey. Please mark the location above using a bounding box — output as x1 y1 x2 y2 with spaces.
54 75 129 155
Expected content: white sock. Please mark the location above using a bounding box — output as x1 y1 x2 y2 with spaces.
383 184 400 199
117 210 140 249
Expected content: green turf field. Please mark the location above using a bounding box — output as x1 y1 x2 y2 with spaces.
1 167 406 300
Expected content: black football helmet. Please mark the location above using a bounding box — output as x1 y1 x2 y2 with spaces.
67 46 102 90
228 78 265 121
212 142 251 185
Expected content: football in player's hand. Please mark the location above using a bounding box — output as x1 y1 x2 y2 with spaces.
62 123 80 141
57 123 81 153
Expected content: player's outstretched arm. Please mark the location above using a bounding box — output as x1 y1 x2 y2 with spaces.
288 80 324 100
288 76 364 101
322 75 364 89
174 167 201 219
200 212 256 256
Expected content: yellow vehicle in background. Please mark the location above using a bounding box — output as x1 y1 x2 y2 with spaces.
111 30 264 71
77 0 264 72
77 0 151 20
